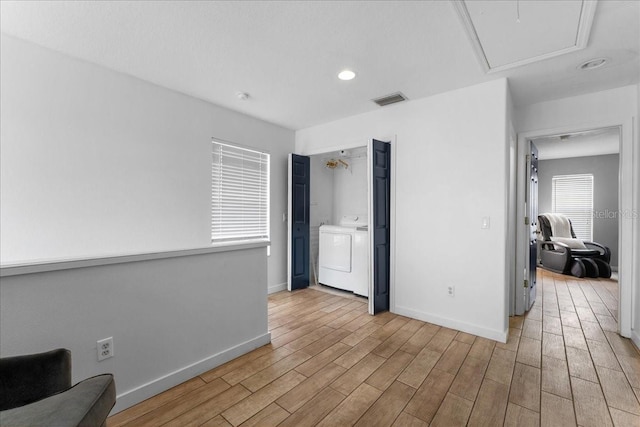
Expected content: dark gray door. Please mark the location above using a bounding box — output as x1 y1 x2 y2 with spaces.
372 140 391 313
290 154 310 290
527 143 539 309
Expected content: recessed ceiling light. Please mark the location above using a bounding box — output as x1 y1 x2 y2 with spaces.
578 58 607 71
338 70 356 81
236 92 249 100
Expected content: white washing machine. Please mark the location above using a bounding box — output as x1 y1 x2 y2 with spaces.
319 215 368 297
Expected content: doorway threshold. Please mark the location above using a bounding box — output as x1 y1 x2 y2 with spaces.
309 283 367 301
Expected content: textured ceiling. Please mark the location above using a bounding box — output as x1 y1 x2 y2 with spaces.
533 128 620 160
462 0 589 70
1 1 638 130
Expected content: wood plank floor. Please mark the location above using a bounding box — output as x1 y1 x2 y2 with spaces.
109 269 640 426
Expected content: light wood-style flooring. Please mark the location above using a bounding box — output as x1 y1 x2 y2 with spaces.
109 269 640 426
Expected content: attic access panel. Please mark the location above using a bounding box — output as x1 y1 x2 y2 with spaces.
453 0 597 73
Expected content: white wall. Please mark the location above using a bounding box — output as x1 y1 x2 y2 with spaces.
333 152 368 223
505 85 518 317
515 85 638 341
310 155 334 228
297 79 510 342
0 35 295 291
635 82 640 344
0 248 269 414
309 155 334 284
0 35 294 412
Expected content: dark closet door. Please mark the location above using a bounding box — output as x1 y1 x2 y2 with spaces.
372 140 391 313
527 143 539 309
289 154 310 290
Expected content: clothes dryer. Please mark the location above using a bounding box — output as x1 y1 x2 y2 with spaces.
318 215 368 297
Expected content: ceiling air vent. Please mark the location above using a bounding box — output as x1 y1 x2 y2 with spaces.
372 92 407 107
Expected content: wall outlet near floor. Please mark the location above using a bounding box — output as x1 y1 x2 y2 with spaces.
447 286 455 297
97 337 114 361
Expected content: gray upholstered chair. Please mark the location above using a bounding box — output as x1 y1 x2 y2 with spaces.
0 348 115 427
538 213 612 278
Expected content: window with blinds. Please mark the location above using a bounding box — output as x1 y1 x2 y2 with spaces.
552 174 594 241
211 140 270 242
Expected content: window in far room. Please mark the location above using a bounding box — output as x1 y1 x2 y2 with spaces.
211 140 270 243
552 173 594 241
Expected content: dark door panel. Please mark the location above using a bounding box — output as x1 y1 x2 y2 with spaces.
372 140 391 313
527 143 539 309
290 154 310 290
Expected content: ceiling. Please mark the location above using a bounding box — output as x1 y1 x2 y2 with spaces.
532 127 620 160
457 0 595 72
1 1 638 130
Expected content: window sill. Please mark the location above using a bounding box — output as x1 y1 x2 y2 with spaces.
0 241 269 277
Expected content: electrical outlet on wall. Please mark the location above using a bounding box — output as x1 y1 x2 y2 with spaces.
447 286 455 297
97 337 114 361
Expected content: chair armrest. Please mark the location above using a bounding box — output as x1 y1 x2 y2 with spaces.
540 242 572 273
583 241 611 262
541 241 572 255
0 349 71 411
543 240 571 250
0 374 115 427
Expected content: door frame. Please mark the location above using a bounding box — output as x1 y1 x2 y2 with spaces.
296 136 397 315
515 118 635 338
524 142 539 311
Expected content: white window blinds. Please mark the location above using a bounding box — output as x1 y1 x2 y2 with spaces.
212 141 270 242
552 174 594 241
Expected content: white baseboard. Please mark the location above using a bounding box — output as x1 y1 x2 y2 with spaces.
268 282 287 294
394 305 508 343
631 329 640 351
111 332 271 414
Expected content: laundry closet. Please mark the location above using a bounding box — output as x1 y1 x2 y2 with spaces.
309 146 369 297
288 139 391 313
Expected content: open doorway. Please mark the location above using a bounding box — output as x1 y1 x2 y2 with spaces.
533 127 621 318
309 146 368 296
287 139 392 315
515 124 633 336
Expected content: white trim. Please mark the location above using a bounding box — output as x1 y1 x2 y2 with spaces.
632 328 640 351
516 118 635 338
451 0 597 74
507 124 518 317
0 242 268 277
389 136 398 315
451 0 490 73
210 135 272 155
110 332 271 414
633 113 639 338
300 140 372 157
394 305 508 343
268 282 287 294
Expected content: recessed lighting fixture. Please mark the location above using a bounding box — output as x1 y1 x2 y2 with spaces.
338 70 356 81
236 92 250 100
578 58 607 71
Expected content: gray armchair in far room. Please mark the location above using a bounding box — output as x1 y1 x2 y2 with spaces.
0 348 115 427
538 213 612 279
